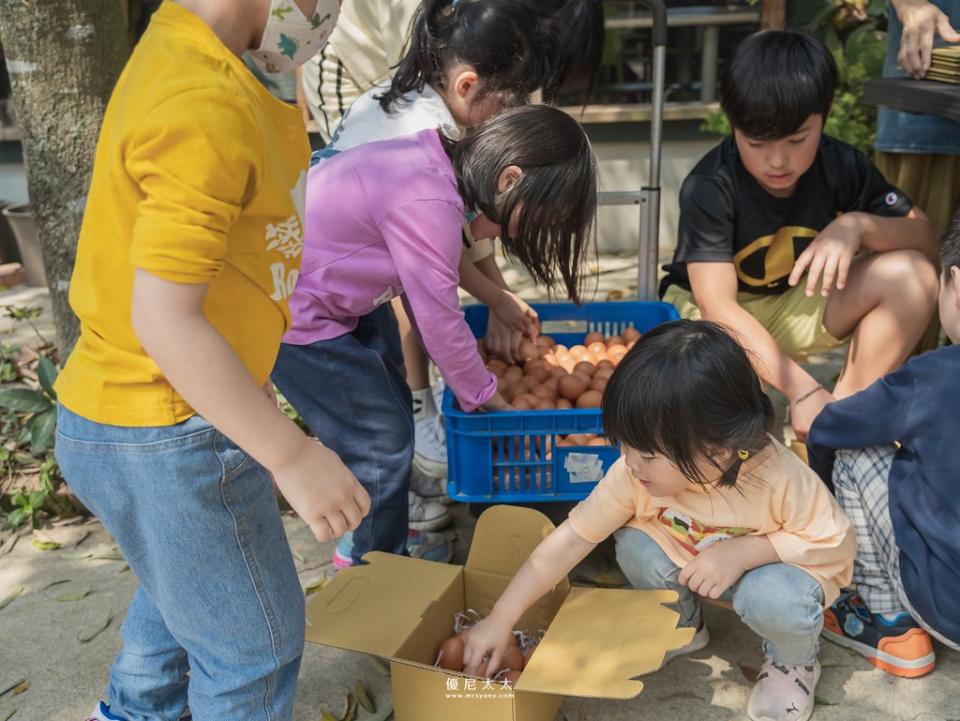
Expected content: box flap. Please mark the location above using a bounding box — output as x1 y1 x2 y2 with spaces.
465 506 570 596
516 587 694 699
305 551 462 658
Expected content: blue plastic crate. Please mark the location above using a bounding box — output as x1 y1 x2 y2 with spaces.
442 300 680 503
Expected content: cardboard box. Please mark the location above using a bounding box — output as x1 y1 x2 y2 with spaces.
305 505 693 721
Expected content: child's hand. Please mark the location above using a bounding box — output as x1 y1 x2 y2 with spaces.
271 438 371 543
789 386 834 441
462 613 516 677
485 291 539 363
788 213 864 297
678 541 748 599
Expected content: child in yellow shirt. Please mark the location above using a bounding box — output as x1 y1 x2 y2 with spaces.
463 320 856 721
53 2 362 720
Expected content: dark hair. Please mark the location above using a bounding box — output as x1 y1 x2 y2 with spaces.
941 207 960 277
602 320 774 488
379 0 547 113
449 104 597 303
721 29 837 140
521 0 605 104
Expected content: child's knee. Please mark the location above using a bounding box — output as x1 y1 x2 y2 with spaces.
614 528 680 589
733 565 824 636
873 250 938 310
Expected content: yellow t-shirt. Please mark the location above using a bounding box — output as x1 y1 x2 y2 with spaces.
56 2 310 426
567 439 856 605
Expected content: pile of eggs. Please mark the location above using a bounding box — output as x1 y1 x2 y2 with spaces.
436 632 536 685
482 327 643 411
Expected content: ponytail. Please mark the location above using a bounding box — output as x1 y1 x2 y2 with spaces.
379 0 547 114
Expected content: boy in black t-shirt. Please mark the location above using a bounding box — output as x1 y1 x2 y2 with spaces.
661 30 938 439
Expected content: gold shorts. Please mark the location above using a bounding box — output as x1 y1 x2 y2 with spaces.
662 281 845 361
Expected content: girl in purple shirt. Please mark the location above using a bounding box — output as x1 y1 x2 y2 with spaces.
273 105 597 567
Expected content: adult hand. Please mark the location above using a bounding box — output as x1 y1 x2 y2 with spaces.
896 0 960 78
788 214 863 297
271 438 370 543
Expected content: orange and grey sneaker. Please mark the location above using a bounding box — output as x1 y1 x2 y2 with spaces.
823 590 935 678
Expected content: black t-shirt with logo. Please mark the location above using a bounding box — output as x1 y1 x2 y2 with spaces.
660 134 913 296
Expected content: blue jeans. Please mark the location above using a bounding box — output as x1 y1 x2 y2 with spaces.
55 406 304 721
272 304 412 564
615 527 824 666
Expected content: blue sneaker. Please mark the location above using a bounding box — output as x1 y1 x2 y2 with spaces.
822 590 935 678
332 529 452 570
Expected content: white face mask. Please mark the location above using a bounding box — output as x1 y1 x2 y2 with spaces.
249 0 339 75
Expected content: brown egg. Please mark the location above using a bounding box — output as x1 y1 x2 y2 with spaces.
572 371 593 386
589 436 610 447
532 385 556 402
555 435 574 447
521 375 540 392
567 434 591 446
573 361 595 378
594 367 614 381
543 377 559 393
549 366 566 380
503 366 524 383
533 399 555 411
587 341 607 357
536 335 557 349
555 398 574 410
439 635 465 671
558 374 588 402
606 335 625 348
501 646 525 672
607 344 628 364
518 340 538 363
596 360 615 373
487 359 508 377
576 390 603 409
622 327 642 344
542 352 558 367
524 364 550 383
506 382 527 401
511 396 533 411
553 344 569 357
560 357 577 374
584 331 605 345
590 376 608 393
569 344 589 360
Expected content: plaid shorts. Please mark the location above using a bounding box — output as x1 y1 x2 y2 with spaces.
832 445 905 614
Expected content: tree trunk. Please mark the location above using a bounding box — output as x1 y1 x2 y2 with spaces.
0 1 130 356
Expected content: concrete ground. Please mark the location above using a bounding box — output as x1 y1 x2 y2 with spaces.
2 259 958 721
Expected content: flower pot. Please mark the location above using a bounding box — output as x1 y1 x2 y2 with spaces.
0 200 22 265
1 203 46 287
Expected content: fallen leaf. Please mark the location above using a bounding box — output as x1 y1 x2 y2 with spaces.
11 681 27 696
738 662 760 682
366 656 391 676
353 682 375 713
320 712 338 721
0 586 24 611
342 694 358 721
30 539 61 551
292 550 305 564
0 534 17 559
77 612 113 642
0 676 27 697
56 587 92 602
360 701 394 721
819 659 843 669
815 696 839 707
40 579 70 592
34 527 90 549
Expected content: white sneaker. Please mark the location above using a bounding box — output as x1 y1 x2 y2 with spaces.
660 620 711 669
414 415 448 480
408 491 452 531
747 657 821 721
410 464 452 504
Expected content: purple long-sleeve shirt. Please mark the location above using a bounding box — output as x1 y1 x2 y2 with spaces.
284 129 497 411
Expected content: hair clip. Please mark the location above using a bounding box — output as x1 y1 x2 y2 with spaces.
737 449 750 461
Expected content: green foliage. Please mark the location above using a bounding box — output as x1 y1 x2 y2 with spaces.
701 1 888 154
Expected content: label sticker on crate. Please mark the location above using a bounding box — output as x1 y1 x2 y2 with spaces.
564 453 604 484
